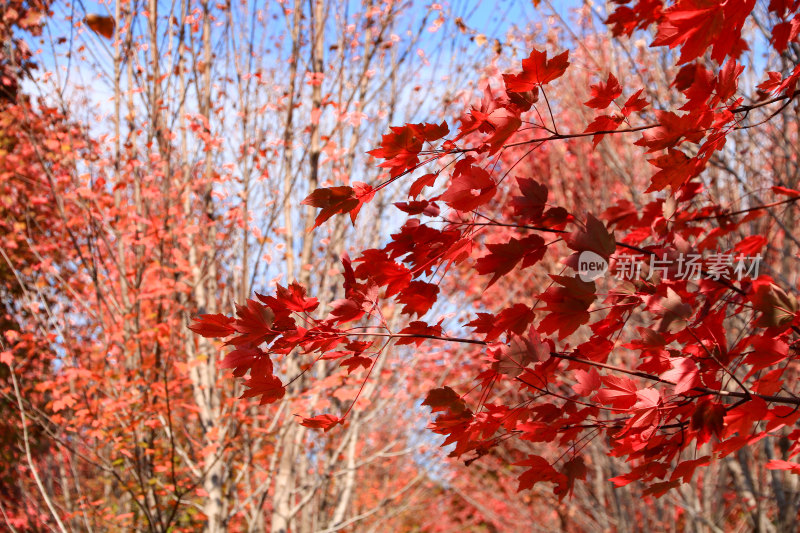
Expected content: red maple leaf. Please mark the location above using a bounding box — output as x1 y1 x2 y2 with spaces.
516 455 567 492
662 357 700 395
765 460 800 474
367 122 447 178
538 275 596 339
439 164 497 212
605 0 663 37
395 320 443 346
466 303 535 342
583 114 624 146
407 121 449 142
555 456 588 500
302 183 374 229
393 199 439 216
677 64 715 110
258 282 319 313
483 108 522 153
752 367 786 396
584 73 622 109
504 49 570 92
671 456 711 483
643 480 681 498
354 250 412 297
691 398 726 444
594 375 639 409
565 213 616 259
572 367 601 397
646 149 705 192
773 185 800 197
396 281 439 317
609 462 669 488
408 172 438 198
300 414 341 431
749 281 798 328
422 386 468 414
723 397 767 438
511 177 548 221
744 335 790 373
241 373 285 405
228 299 278 347
220 346 270 378
340 355 372 374
326 298 367 325
651 0 754 64
635 110 710 153
189 313 236 338
492 326 550 376
621 88 648 116
476 234 547 287
716 60 744 102
367 126 422 177
618 388 661 439
651 1 724 64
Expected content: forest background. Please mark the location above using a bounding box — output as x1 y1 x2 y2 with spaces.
3 0 800 532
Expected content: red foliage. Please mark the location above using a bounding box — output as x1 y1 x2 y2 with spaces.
197 1 800 514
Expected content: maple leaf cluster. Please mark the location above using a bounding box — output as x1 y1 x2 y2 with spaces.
194 0 800 503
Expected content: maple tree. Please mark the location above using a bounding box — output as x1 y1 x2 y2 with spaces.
3 0 497 531
193 1 800 530
1 1 87 528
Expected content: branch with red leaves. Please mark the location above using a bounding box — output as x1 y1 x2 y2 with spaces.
194 0 800 500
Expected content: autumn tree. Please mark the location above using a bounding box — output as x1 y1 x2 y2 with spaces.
0 0 96 528
2 0 488 531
